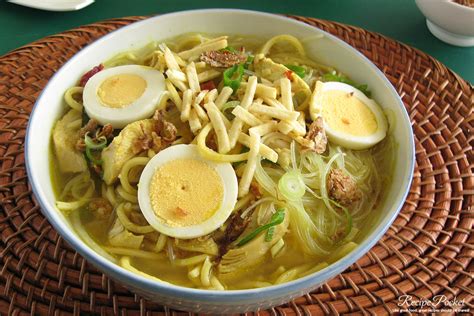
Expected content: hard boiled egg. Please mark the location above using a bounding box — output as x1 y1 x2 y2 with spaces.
137 144 238 239
309 81 388 150
83 65 166 128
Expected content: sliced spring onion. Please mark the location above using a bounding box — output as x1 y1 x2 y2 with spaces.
237 209 285 246
84 133 107 150
285 64 306 78
221 100 240 120
84 132 107 165
220 46 238 53
85 147 103 165
265 226 275 242
278 170 306 201
244 55 254 69
223 64 244 91
322 72 371 97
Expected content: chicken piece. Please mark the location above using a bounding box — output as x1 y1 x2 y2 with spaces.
249 181 262 199
101 112 177 185
304 117 327 154
175 237 219 256
52 109 87 173
153 110 177 142
101 119 155 185
97 123 114 139
131 128 162 154
217 211 253 259
108 219 143 249
327 168 362 206
88 198 113 220
253 54 311 96
200 50 247 68
128 210 149 226
78 119 98 139
218 209 289 279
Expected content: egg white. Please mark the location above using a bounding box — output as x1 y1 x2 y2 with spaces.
137 144 238 239
310 81 388 150
82 65 166 129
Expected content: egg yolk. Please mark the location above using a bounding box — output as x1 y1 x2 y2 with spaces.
149 159 224 227
98 74 147 108
321 90 377 136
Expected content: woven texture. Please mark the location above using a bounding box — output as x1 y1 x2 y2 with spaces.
0 15 472 315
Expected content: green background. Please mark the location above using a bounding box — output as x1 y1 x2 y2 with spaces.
0 0 472 82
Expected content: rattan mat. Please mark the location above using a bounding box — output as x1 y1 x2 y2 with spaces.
0 16 472 315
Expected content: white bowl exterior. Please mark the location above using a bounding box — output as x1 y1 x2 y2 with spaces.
26 9 415 313
416 0 474 36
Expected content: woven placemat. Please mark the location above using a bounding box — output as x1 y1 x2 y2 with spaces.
0 15 472 315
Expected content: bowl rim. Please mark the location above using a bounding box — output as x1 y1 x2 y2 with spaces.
25 8 415 302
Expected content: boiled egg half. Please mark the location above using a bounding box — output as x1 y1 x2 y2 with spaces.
309 81 388 150
137 144 238 239
83 65 166 129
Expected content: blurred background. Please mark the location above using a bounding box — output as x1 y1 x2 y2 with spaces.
0 0 472 82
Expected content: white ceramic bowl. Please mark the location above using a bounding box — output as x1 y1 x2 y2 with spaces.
416 0 474 47
26 9 415 314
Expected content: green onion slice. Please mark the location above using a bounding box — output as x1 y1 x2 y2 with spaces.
85 147 103 165
278 170 306 201
244 55 254 69
221 101 240 120
265 226 275 242
285 64 306 78
220 46 238 53
84 133 107 150
223 64 244 91
84 132 106 165
237 209 285 246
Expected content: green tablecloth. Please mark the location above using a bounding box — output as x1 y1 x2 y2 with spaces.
1 0 472 82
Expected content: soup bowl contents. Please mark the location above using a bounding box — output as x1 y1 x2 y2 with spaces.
27 9 415 313
51 33 396 290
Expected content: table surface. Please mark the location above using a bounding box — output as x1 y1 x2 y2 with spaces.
1 0 473 82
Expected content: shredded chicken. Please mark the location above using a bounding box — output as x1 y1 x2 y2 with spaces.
128 210 149 226
175 235 219 256
78 119 98 139
132 110 177 154
327 168 362 206
97 123 114 139
75 140 86 152
88 198 113 220
200 50 247 68
305 117 327 154
53 109 87 173
153 110 177 142
218 209 290 277
131 128 162 154
217 211 252 259
250 181 262 199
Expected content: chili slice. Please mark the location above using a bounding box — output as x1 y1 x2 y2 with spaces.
79 64 104 86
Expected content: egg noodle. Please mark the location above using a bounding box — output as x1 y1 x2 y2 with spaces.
54 33 396 290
